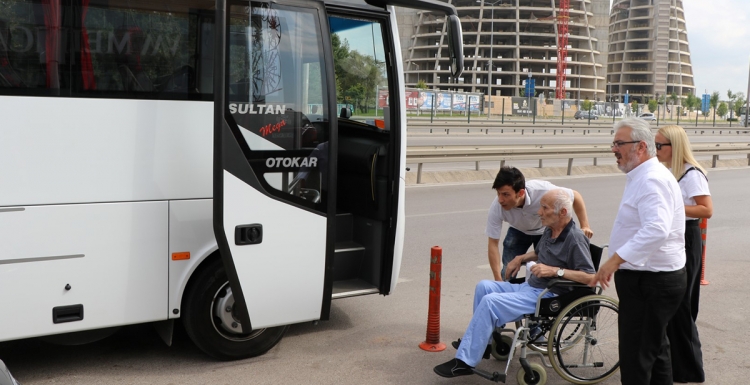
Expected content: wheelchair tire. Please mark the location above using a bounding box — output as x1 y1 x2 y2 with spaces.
548 295 620 384
491 334 513 360
516 362 547 385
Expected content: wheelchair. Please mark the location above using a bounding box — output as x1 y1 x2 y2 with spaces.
472 244 620 385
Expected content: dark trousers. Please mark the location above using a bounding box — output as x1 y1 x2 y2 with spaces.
666 222 705 382
615 267 686 385
500 227 542 279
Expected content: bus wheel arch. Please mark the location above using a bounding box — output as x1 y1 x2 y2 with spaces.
181 255 287 360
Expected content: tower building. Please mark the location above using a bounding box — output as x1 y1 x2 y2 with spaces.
607 0 695 103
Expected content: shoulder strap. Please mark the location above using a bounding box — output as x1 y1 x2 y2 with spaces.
678 167 708 182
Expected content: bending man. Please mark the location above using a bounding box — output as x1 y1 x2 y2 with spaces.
486 167 593 281
435 189 595 378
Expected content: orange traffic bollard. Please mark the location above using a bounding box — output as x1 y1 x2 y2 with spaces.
420 246 446 352
699 218 709 286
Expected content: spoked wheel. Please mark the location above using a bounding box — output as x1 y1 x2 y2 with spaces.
491 334 513 360
548 295 620 384
182 257 288 360
528 319 584 354
517 362 547 385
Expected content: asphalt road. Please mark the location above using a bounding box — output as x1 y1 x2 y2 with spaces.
2 168 749 384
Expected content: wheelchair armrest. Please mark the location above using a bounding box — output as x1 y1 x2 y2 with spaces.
545 278 590 289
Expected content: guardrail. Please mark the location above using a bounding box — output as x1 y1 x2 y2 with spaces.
406 143 750 184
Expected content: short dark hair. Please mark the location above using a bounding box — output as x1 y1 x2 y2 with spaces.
492 167 525 192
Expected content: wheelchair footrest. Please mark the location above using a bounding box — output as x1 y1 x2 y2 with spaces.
472 368 506 383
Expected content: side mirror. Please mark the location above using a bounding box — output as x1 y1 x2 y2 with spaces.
446 14 464 80
340 107 352 119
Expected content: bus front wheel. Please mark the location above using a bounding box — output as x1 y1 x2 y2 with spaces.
182 257 288 360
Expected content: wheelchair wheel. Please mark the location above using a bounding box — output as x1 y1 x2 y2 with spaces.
516 362 547 385
491 334 513 360
548 295 619 384
529 324 584 354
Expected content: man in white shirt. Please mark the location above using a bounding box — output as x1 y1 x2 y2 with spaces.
486 167 593 281
590 118 687 385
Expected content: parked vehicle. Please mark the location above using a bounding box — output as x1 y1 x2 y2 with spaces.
574 110 598 120
639 113 657 121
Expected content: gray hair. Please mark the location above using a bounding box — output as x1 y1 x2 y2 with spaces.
614 117 656 156
550 189 573 218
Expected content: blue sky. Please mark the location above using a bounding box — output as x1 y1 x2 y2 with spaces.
606 0 750 98
682 0 750 98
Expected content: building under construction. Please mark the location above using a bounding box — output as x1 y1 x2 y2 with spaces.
607 0 696 102
397 0 610 101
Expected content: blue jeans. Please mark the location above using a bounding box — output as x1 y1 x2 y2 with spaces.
501 227 542 279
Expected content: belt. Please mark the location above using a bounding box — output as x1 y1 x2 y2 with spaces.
616 267 686 276
686 219 700 227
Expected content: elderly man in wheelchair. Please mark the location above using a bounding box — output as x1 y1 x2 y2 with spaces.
435 189 619 384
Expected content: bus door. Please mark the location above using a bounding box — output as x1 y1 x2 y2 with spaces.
214 0 336 329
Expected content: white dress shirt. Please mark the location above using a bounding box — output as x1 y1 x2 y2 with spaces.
610 157 686 272
485 180 573 238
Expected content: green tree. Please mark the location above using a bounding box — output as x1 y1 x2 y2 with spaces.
684 93 697 112
733 92 746 117
727 89 738 119
669 92 679 118
717 101 728 118
331 34 383 113
710 91 720 125
648 99 658 113
631 101 639 114
582 99 593 111
415 79 427 89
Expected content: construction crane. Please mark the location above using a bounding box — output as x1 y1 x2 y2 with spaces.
555 0 570 99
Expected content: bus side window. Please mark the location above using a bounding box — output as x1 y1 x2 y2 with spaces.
0 1 64 93
74 1 214 100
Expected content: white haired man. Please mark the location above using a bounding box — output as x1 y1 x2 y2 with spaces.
435 189 595 378
590 117 687 385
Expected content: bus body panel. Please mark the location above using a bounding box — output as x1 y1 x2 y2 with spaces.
223 171 326 328
0 202 168 341
0 97 213 206
167 199 218 318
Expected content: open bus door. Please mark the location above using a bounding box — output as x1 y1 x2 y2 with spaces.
208 0 463 361
210 0 336 359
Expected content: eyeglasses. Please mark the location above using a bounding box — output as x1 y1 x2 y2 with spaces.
655 142 671 150
610 140 641 149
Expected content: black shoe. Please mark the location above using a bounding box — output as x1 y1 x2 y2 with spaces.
451 338 491 359
433 358 474 378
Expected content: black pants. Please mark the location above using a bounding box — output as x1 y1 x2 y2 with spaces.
615 267 686 385
666 221 705 382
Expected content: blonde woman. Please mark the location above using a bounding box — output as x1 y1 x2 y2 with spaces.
655 125 712 384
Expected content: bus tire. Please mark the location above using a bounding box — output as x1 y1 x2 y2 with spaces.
182 257 288 360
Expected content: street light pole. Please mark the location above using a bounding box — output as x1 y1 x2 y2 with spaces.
745 56 750 127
